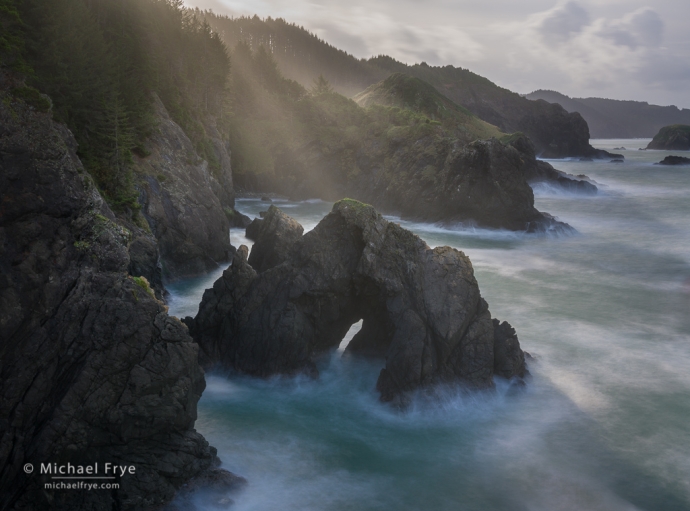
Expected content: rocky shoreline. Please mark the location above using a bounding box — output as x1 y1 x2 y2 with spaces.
1 71 583 509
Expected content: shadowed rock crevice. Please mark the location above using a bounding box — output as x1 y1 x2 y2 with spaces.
133 95 233 281
187 201 528 404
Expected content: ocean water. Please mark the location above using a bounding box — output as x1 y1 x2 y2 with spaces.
167 139 690 511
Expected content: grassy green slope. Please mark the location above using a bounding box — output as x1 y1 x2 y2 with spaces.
354 73 503 142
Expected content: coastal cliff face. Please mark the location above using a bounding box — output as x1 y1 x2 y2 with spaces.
0 90 221 510
350 137 577 231
291 131 576 232
526 90 690 139
133 96 233 280
187 202 528 405
508 135 598 194
351 75 597 206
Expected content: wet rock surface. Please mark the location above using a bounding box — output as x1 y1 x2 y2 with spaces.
0 91 234 510
188 200 528 405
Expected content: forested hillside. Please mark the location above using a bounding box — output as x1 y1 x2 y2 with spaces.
226 40 441 193
200 11 610 159
200 13 386 97
1 1 594 229
2 0 229 211
224 41 511 199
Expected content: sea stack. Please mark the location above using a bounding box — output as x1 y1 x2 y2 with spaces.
187 201 528 405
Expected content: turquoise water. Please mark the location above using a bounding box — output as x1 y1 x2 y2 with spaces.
168 139 690 511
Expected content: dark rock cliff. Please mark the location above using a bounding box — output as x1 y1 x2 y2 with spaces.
511 99 616 159
351 137 578 230
133 95 233 280
0 89 231 510
508 135 598 194
526 90 690 139
187 201 528 405
295 134 577 232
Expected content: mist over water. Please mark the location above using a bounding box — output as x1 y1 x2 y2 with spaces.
168 139 690 511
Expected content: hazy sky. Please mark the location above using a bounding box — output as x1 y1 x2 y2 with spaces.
184 0 690 108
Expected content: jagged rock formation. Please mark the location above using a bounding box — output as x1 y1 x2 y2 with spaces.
133 95 233 280
0 87 233 511
246 206 304 272
187 201 528 405
646 125 690 151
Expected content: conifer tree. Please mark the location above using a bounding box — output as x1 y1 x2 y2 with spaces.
311 74 333 95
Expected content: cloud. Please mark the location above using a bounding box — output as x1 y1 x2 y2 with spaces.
538 1 591 44
307 7 485 66
491 3 678 97
598 8 664 49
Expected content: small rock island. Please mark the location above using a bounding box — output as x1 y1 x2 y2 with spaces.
646 124 690 151
656 155 690 166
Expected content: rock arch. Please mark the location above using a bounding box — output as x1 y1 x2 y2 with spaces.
187 201 527 403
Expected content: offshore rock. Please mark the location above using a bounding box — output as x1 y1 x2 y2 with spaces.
656 155 690 166
133 95 232 280
245 217 263 241
187 200 528 404
0 89 230 510
508 135 598 194
646 124 690 151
